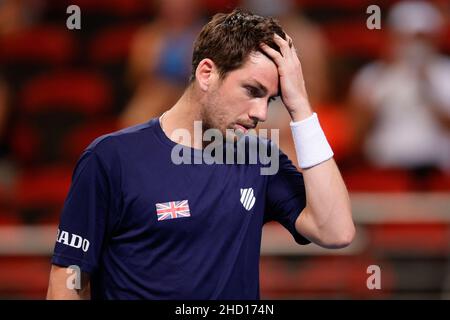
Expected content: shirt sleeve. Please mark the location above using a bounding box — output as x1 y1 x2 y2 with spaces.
264 147 310 245
51 148 118 274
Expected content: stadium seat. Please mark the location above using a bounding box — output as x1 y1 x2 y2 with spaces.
0 211 21 225
0 25 79 87
10 122 40 165
342 167 414 192
0 25 77 66
260 256 394 299
201 0 240 13
19 70 113 116
296 0 370 10
62 118 118 162
315 103 356 162
88 25 140 66
12 71 113 165
439 22 450 55
427 171 450 191
61 0 152 18
368 223 450 256
0 257 50 298
322 21 386 59
259 257 296 298
13 165 72 224
0 184 21 225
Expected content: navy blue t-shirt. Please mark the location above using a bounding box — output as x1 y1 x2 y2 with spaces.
51 118 309 299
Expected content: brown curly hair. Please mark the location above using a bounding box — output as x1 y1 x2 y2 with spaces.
190 8 286 82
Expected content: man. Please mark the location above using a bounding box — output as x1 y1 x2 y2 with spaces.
47 9 354 300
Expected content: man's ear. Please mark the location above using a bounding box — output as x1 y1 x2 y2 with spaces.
195 58 217 91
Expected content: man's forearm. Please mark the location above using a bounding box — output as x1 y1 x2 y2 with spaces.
46 265 91 300
297 158 355 248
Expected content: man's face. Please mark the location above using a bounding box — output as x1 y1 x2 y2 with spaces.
200 51 279 140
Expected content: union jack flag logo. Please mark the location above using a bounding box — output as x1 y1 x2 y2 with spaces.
155 200 191 221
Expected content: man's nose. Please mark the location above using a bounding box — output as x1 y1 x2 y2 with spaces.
248 101 268 123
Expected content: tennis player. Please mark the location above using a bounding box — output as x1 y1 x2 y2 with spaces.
47 9 354 299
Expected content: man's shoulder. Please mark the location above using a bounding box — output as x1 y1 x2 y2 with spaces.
86 118 158 154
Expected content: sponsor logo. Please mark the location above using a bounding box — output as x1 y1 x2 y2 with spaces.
240 188 256 211
56 228 90 252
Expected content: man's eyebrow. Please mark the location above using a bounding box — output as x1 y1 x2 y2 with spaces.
247 80 279 97
252 81 268 96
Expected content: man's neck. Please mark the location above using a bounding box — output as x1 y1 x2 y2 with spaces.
160 87 205 149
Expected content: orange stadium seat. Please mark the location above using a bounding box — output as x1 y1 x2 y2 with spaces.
19 71 113 116
367 223 450 256
440 22 450 55
0 211 21 225
12 71 113 164
427 172 450 191
62 118 118 162
0 25 77 65
107 0 153 17
10 122 40 165
295 256 394 299
88 24 141 66
260 256 394 299
322 21 386 59
315 103 356 162
0 257 50 298
343 167 414 192
296 0 371 10
0 186 20 225
201 0 240 13
259 257 296 298
66 0 152 18
13 165 72 224
88 25 140 113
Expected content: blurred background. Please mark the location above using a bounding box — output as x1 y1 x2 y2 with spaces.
0 0 449 299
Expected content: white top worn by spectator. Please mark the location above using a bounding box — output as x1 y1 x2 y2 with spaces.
350 1 450 171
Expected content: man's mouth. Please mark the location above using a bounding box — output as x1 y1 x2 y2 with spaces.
235 123 256 133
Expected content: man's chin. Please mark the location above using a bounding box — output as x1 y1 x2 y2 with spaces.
201 125 247 144
224 127 246 142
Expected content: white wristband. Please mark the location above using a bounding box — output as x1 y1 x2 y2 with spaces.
290 112 334 169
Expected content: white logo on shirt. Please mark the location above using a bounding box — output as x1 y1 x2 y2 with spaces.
240 188 256 211
56 228 90 252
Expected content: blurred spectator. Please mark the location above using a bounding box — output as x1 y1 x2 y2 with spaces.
243 0 332 167
0 77 8 138
0 77 9 156
120 0 205 128
0 0 44 36
348 1 450 176
0 75 15 188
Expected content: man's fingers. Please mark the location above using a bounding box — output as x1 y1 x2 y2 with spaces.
260 33 301 67
273 33 291 58
284 34 293 47
290 41 301 64
259 42 283 64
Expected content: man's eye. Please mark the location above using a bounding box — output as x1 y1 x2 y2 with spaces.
246 86 258 97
